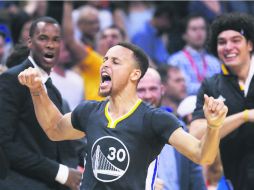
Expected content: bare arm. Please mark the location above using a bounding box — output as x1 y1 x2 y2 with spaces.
190 110 249 139
63 1 87 62
169 95 228 165
18 67 85 141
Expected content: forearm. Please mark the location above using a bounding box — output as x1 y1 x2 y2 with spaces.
191 111 246 139
63 2 75 44
219 111 246 138
63 1 87 62
169 128 215 165
198 127 220 165
30 85 63 141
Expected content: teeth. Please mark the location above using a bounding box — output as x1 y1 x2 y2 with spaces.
225 54 237 58
44 57 53 62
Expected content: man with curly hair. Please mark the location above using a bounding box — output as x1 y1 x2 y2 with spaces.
190 13 254 190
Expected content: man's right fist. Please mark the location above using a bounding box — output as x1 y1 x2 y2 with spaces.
18 67 43 91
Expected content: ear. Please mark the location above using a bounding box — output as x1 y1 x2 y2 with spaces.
130 69 142 82
248 40 253 52
182 33 187 41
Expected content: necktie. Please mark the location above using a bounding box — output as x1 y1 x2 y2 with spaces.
45 77 62 111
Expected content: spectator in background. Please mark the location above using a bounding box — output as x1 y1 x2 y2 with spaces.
5 43 30 69
51 40 84 111
96 25 126 56
76 4 100 48
177 95 197 127
0 32 7 73
86 1 113 30
63 2 126 101
18 19 32 44
190 13 254 190
158 65 187 114
132 5 171 65
137 68 206 190
0 32 6 65
188 0 224 23
8 1 48 44
169 14 221 95
125 1 154 39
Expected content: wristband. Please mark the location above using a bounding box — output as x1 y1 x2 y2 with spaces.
207 124 220 129
243 109 249 122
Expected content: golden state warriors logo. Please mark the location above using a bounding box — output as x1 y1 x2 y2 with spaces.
91 136 130 182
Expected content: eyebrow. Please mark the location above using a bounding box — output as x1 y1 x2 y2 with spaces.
103 56 121 61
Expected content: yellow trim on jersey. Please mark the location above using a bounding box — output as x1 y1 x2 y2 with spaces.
221 64 229 75
239 84 245 91
105 99 142 128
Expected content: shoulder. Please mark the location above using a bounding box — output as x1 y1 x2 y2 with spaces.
5 60 31 76
205 74 223 85
170 51 184 59
142 104 177 122
168 51 185 65
74 100 105 112
205 54 221 68
0 61 30 86
206 53 220 62
72 100 108 119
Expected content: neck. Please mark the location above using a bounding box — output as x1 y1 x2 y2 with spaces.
230 57 251 82
186 45 204 52
108 86 139 118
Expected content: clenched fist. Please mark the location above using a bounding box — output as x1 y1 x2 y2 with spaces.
18 67 43 93
65 168 83 190
203 94 228 129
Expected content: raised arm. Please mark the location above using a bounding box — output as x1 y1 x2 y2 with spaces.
63 1 87 62
169 95 228 165
18 67 85 141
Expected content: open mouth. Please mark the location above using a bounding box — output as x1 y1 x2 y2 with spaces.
44 52 55 61
101 73 111 83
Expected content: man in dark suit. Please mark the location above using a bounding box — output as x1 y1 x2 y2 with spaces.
138 68 206 190
0 17 82 190
0 146 8 179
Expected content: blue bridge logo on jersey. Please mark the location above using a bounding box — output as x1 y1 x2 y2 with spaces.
91 136 130 182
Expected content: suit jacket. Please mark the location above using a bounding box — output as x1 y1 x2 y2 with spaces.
174 149 207 190
146 146 206 190
0 146 8 179
0 59 83 190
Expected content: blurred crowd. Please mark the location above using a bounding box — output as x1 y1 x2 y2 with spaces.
0 1 253 190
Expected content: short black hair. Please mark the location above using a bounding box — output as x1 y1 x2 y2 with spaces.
209 12 254 57
182 13 207 34
29 16 60 37
153 4 173 19
157 64 180 84
117 42 149 79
